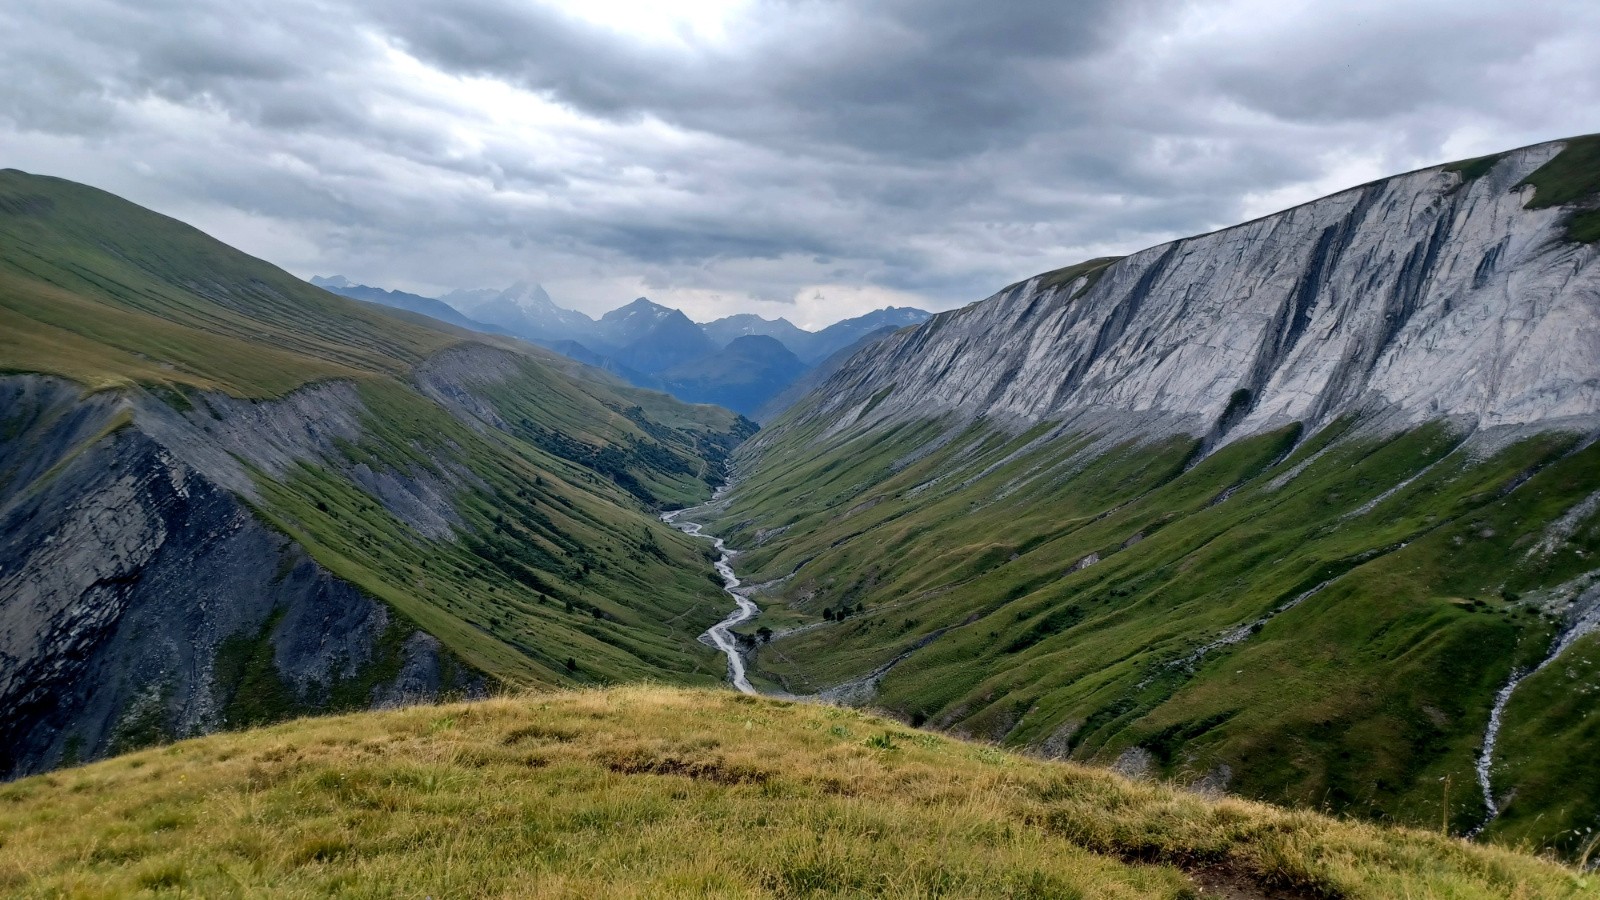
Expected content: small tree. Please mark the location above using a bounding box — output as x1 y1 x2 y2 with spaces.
756 626 774 643
565 657 576 673
823 608 835 621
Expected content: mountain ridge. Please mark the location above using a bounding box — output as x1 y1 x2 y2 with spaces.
310 276 509 335
659 334 810 415
0 167 753 778
766 138 1597 451
311 277 933 414
706 133 1600 858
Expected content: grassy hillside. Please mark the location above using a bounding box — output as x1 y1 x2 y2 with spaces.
708 406 1600 856
0 169 756 729
1 686 1590 898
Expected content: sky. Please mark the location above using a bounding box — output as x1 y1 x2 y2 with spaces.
2 1 1597 329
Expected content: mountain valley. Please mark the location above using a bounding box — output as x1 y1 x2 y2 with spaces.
0 169 755 778
3 133 1600 892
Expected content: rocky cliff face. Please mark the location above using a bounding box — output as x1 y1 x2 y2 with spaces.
0 377 475 778
780 141 1598 449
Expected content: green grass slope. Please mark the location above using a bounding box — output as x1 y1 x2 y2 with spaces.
709 408 1600 856
0 169 755 708
1440 133 1600 242
1 687 1591 898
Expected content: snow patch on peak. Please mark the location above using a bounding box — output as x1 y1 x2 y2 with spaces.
500 281 554 311
604 297 672 321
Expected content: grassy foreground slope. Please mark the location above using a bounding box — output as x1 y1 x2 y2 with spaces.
0 169 754 738
1 687 1591 899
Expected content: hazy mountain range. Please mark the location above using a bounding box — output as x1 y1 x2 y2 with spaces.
312 275 931 416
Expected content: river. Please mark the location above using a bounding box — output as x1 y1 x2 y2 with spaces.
662 507 760 694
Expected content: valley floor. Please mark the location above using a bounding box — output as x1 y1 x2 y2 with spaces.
0 687 1591 898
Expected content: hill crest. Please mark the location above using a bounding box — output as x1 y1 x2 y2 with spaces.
0 686 1587 899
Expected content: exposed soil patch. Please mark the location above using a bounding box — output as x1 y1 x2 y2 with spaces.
603 752 772 785
500 723 580 745
1188 864 1279 899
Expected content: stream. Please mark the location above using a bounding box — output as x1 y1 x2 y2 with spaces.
1471 577 1600 836
662 507 760 694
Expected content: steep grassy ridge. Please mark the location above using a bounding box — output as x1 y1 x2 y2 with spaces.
1517 133 1600 242
709 409 1600 852
1 687 1590 898
0 172 455 394
0 170 755 769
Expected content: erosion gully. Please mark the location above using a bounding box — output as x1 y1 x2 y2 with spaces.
1471 577 1600 836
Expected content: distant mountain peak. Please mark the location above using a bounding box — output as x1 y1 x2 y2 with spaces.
602 297 678 323
500 281 555 310
798 305 933 363
306 276 510 337
723 333 792 351
704 312 798 328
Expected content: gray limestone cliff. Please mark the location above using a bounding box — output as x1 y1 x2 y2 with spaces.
765 141 1599 451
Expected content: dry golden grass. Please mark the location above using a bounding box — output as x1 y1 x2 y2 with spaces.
0 687 1591 899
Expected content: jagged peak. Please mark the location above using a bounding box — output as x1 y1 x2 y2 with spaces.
603 297 678 321
500 280 554 307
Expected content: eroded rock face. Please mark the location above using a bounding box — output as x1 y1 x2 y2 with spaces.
782 142 1599 449
0 376 475 778
134 380 466 540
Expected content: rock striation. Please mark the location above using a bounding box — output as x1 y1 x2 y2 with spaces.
0 376 475 778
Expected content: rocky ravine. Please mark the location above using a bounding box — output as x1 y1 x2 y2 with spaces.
0 376 478 779
765 141 1598 453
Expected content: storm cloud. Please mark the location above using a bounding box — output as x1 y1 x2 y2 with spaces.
2 0 1596 326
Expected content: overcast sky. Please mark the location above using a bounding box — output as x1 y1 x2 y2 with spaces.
3 0 1597 327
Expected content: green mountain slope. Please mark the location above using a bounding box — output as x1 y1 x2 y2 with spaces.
1 687 1589 899
0 170 755 774
703 138 1600 858
709 413 1600 851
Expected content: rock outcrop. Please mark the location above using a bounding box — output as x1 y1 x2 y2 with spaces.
0 376 477 778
